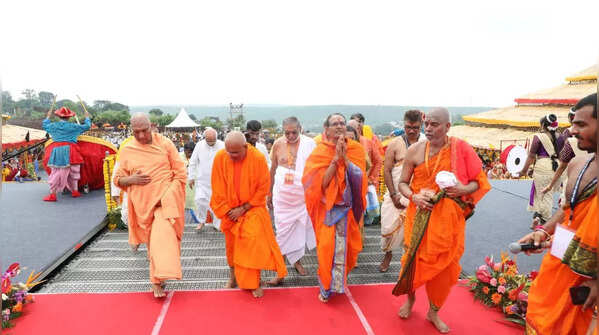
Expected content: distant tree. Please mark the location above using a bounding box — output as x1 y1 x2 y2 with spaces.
374 122 394 136
150 114 175 128
261 119 277 131
21 89 37 101
107 102 129 112
189 113 197 121
38 91 55 107
1 91 15 114
227 114 245 130
149 108 164 116
20 89 38 109
199 116 223 130
95 110 131 125
93 100 112 111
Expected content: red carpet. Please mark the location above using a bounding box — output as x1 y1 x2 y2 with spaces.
8 285 521 335
348 284 522 334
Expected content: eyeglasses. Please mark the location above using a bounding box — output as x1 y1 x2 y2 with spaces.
405 126 421 131
328 122 346 127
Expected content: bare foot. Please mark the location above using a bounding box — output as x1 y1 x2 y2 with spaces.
426 310 450 333
294 261 307 276
130 244 139 252
267 277 284 286
379 252 392 272
318 293 329 303
225 268 237 288
225 277 237 288
252 287 264 298
398 295 416 319
195 222 205 231
151 283 166 298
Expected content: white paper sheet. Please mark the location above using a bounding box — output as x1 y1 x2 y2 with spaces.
550 224 575 260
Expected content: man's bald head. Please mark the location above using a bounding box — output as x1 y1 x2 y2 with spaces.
224 131 247 161
423 107 451 144
426 108 451 124
204 127 217 146
131 112 152 144
131 112 151 128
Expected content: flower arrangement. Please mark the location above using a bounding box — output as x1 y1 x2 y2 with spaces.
102 207 127 231
465 253 537 327
1 263 43 329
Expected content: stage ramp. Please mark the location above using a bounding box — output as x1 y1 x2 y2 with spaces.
36 179 548 294
0 181 107 283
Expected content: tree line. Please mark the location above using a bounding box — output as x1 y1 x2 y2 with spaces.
2 89 308 132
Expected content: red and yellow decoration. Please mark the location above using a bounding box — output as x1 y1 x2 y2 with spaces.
1 263 43 329
465 253 537 328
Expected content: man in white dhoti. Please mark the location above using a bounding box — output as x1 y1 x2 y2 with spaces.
188 128 225 231
379 110 423 272
267 117 317 280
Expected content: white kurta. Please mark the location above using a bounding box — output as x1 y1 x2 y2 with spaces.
110 161 128 226
188 139 225 229
256 142 271 169
272 135 317 264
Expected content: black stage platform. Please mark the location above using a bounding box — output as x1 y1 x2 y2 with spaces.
0 181 106 283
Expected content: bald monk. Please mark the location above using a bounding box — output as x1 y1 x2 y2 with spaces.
303 113 368 302
518 93 597 335
393 108 490 333
210 131 287 298
113 113 187 298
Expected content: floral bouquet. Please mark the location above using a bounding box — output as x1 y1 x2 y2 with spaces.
1 263 43 329
102 207 127 231
465 252 537 327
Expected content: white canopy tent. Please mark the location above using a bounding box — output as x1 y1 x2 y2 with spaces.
165 108 198 128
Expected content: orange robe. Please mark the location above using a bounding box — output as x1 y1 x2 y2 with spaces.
113 133 187 284
359 136 382 189
210 145 287 289
526 191 597 335
302 139 367 299
392 137 490 309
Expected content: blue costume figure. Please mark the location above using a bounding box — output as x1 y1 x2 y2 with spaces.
42 107 91 201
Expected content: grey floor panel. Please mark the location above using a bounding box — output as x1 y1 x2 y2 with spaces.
40 179 544 294
40 222 400 293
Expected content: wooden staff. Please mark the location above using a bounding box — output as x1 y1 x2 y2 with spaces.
76 95 91 125
48 96 57 113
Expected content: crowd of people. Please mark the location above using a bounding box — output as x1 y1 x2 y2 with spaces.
37 93 599 334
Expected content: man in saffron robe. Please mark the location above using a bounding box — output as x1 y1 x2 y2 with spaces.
268 117 317 278
302 113 368 302
393 108 490 333
210 131 287 298
518 93 597 335
113 113 186 298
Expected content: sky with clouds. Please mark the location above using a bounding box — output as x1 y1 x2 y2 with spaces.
1 0 597 107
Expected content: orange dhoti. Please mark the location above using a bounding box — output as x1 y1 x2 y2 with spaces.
302 139 367 299
526 191 597 335
392 137 490 309
211 145 287 289
113 133 187 284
